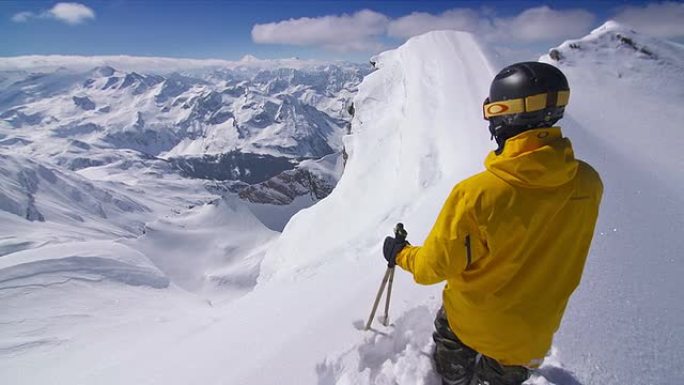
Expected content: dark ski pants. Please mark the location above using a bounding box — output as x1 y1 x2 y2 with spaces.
432 307 530 385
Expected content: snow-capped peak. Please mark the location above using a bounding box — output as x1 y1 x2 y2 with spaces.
90 65 117 77
543 18 684 73
239 54 260 63
590 20 631 35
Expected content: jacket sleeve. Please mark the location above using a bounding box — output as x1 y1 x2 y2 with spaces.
395 186 477 285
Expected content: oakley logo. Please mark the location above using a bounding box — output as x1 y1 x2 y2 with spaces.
486 104 509 115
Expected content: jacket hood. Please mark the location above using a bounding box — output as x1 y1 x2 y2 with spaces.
485 127 578 188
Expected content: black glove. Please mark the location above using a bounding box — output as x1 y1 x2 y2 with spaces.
383 223 409 267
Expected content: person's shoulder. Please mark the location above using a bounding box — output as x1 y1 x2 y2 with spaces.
576 160 604 194
576 160 602 183
453 169 510 196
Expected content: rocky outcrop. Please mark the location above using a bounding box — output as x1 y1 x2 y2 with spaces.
72 95 96 110
238 153 343 205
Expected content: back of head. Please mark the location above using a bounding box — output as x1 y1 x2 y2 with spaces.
483 62 570 153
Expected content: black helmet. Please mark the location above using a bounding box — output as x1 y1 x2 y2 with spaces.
483 62 570 151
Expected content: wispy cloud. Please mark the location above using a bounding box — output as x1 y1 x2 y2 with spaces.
613 1 684 38
389 6 595 44
249 2 682 54
489 6 595 43
252 10 388 53
11 12 35 23
387 9 481 39
252 6 596 53
11 2 96 25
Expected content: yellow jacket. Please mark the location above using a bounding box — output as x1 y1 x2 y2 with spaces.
396 127 602 367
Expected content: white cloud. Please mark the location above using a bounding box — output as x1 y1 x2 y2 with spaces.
49 2 96 25
387 9 481 38
10 2 95 25
490 6 595 43
11 11 34 23
613 1 684 38
251 6 598 53
251 10 388 52
389 6 594 44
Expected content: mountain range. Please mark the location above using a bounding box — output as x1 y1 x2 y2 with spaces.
0 57 369 231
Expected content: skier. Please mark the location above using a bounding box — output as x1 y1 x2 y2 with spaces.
383 62 603 385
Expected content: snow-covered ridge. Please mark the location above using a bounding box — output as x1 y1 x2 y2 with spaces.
542 20 684 176
260 30 494 281
545 21 684 93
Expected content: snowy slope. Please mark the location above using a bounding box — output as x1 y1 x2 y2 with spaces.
124 197 277 299
539 21 684 384
0 152 148 228
0 195 277 384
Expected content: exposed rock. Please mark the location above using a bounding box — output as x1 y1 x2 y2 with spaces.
238 153 343 205
549 49 563 61
169 151 296 184
73 95 96 110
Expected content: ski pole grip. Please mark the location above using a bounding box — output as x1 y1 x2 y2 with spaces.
394 223 407 242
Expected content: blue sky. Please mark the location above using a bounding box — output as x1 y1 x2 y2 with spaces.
1 1 683 62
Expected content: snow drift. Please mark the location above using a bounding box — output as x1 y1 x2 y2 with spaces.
0 153 148 228
126 197 277 298
0 241 169 291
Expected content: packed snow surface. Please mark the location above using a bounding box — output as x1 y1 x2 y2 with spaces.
2 23 683 385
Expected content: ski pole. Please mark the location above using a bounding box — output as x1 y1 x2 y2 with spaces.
365 223 406 330
382 266 395 326
365 266 392 330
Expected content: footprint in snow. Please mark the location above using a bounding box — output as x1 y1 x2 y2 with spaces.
321 307 584 385
526 348 585 385
317 305 441 385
